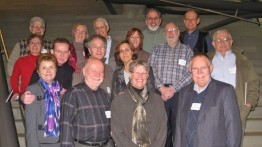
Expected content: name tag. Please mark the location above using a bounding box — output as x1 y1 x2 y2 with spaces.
105 111 111 118
178 59 186 66
191 103 201 111
228 67 236 74
107 87 111 94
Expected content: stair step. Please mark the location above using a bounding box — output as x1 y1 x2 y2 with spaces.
13 107 22 121
243 133 262 147
15 120 25 135
245 119 262 132
18 135 26 147
248 106 262 119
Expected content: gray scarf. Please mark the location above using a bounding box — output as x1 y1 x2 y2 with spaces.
128 83 150 147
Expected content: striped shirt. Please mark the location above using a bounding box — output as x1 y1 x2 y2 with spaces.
60 82 111 146
149 42 193 92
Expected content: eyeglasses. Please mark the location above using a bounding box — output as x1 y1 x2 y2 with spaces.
29 42 41 46
95 26 106 30
191 66 210 72
164 28 177 33
90 45 106 50
31 25 44 29
132 72 148 77
75 30 87 34
214 38 232 44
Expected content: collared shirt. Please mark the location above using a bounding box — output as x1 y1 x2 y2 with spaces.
211 50 236 88
183 29 213 51
105 36 112 64
60 82 111 146
193 79 211 93
149 42 193 92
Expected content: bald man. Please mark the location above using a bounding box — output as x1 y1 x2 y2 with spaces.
60 57 114 147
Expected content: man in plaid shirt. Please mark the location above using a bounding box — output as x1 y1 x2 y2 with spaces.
149 22 193 147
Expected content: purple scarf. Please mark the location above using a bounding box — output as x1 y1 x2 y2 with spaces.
39 78 61 137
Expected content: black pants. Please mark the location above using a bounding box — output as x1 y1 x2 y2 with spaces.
157 86 179 147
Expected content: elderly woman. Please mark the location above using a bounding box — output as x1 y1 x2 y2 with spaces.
10 34 43 100
68 23 89 71
68 23 89 86
25 54 62 147
126 28 150 62
111 60 167 147
111 41 155 98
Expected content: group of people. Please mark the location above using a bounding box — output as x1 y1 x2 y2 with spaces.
7 8 259 147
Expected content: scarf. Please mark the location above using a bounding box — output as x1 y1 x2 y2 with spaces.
39 78 61 137
128 83 150 147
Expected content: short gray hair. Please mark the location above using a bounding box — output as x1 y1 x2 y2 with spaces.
212 29 232 42
29 16 45 28
129 59 150 73
93 17 109 29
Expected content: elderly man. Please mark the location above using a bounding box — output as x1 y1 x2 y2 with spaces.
143 8 166 53
72 35 113 96
149 22 193 147
208 29 260 130
21 38 74 104
174 53 242 147
179 10 212 54
93 17 118 70
7 16 52 76
60 57 114 147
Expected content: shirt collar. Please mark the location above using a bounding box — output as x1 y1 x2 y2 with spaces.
193 79 211 93
186 28 199 35
215 50 233 58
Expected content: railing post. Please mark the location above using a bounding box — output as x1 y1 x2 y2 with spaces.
0 51 19 146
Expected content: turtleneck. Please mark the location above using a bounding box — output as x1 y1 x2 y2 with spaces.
132 85 144 95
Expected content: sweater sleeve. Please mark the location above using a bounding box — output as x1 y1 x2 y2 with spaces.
10 59 21 94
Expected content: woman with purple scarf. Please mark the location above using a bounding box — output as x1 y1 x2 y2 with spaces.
25 53 63 147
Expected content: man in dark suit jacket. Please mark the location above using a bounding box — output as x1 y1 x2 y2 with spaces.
174 53 242 147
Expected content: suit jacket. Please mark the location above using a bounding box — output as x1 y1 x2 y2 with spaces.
108 39 118 71
25 81 60 147
174 78 242 147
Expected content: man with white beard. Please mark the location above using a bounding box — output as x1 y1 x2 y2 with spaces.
142 8 166 53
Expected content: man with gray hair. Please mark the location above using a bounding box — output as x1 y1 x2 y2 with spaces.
149 22 193 147
143 8 166 53
93 17 118 71
7 16 52 76
208 29 260 133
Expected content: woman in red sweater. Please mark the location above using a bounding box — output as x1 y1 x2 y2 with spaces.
10 34 43 100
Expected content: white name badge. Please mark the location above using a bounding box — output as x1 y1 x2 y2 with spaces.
191 103 201 111
178 59 186 66
105 111 111 118
107 87 111 94
228 67 236 74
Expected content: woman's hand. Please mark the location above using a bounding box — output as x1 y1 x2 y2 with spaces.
11 93 20 101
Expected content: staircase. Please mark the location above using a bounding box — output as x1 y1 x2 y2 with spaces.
242 50 262 147
1 10 261 147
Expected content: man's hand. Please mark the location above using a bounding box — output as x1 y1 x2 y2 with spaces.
21 91 36 104
60 88 67 95
159 86 175 101
244 103 252 108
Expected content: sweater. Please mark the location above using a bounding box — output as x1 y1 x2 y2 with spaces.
10 54 39 94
